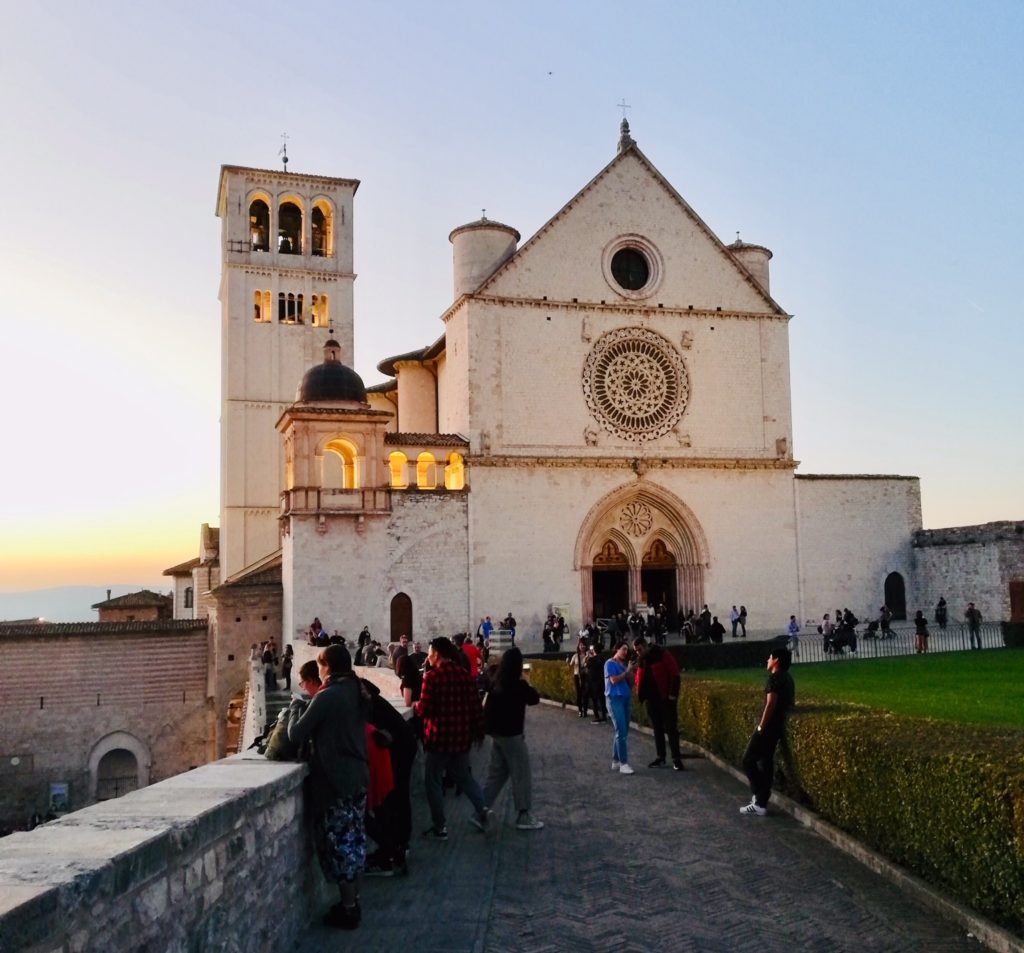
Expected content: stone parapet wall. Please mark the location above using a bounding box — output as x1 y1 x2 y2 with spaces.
0 755 312 953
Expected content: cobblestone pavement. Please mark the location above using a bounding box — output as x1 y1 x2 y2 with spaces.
296 702 982 953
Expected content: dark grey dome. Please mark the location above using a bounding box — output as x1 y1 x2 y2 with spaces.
297 339 368 403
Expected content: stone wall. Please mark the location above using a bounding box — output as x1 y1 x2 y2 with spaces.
794 475 922 620
913 522 1024 622
0 621 211 830
0 755 313 953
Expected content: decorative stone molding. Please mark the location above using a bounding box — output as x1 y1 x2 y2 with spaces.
619 501 653 537
466 455 798 471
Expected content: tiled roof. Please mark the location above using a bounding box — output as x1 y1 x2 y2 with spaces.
91 589 173 610
218 552 283 590
384 433 469 447
0 619 207 638
163 556 201 575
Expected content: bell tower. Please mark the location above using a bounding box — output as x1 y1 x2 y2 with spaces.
215 164 360 579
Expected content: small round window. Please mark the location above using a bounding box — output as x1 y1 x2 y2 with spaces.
610 248 650 290
602 235 663 300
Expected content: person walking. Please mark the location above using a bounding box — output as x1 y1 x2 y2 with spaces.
414 637 490 838
739 647 795 816
585 647 608 723
568 637 589 718
787 615 801 656
481 648 544 831
281 644 294 690
604 642 637 775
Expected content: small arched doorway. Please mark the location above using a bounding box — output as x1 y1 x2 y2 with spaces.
592 541 629 620
641 539 678 615
95 749 139 801
884 572 907 621
391 592 413 641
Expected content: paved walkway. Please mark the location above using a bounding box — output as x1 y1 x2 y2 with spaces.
295 701 983 953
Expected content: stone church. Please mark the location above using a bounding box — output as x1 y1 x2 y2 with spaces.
181 120 925 662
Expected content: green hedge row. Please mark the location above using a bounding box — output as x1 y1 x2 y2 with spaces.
527 658 1024 932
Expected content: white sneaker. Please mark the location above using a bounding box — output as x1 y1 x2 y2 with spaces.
739 802 767 816
611 760 620 771
619 764 635 775
515 813 545 831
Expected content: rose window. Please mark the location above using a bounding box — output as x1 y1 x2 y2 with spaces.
619 501 653 537
582 328 689 441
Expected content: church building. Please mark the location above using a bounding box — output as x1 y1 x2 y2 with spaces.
197 120 922 655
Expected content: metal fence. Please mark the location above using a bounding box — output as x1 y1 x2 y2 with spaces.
787 621 1005 664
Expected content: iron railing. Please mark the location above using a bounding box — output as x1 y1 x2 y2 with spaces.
786 621 1004 664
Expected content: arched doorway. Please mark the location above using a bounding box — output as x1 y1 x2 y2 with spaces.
576 484 708 626
884 572 907 621
88 731 150 803
642 539 677 616
96 749 139 801
391 592 413 641
592 540 629 619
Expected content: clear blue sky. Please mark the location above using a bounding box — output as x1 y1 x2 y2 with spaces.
2 0 1021 593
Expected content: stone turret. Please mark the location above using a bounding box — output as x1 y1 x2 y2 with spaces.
448 216 520 299
727 238 773 295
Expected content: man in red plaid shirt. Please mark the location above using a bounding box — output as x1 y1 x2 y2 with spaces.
415 636 490 838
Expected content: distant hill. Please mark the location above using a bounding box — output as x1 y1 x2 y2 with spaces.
0 585 170 624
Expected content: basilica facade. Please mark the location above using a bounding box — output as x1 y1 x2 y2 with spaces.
193 121 921 656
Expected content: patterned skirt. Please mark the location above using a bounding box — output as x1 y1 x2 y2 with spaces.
313 790 368 883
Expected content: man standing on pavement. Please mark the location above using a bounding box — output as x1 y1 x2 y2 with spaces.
730 606 740 638
632 637 684 771
414 636 490 838
740 647 795 816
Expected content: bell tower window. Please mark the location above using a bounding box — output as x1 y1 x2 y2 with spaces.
311 294 329 328
249 199 269 252
312 203 334 257
278 292 304 324
278 201 302 254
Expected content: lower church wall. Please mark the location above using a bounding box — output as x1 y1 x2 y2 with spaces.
795 475 921 620
284 491 470 644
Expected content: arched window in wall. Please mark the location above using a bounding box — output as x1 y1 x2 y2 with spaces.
278 292 304 323
416 452 437 489
311 294 329 328
253 289 273 322
324 438 359 489
388 451 408 489
444 452 465 490
311 202 334 257
184 586 194 609
249 199 270 251
278 201 302 254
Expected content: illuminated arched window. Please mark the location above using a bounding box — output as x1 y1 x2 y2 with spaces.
278 200 302 254
253 289 271 323
444 452 465 490
323 439 359 489
311 294 330 328
388 451 408 489
249 198 269 252
416 452 437 490
312 201 334 257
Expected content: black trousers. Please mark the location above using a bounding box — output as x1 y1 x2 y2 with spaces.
573 674 588 715
646 697 681 761
741 729 782 807
589 681 607 719
365 744 416 861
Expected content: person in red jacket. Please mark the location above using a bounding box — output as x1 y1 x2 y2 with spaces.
633 637 684 771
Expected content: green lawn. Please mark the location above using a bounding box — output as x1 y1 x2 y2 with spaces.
694 648 1024 728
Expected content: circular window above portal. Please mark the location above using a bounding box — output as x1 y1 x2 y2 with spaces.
602 235 662 299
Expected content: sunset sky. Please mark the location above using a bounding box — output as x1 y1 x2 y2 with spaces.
2 1 1021 599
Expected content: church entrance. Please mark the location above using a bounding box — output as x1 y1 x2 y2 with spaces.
578 487 707 630
390 592 413 641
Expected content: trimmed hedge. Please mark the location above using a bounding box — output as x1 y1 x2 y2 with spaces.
527 657 1024 932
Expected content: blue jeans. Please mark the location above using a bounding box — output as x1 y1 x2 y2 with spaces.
607 694 631 764
424 750 485 830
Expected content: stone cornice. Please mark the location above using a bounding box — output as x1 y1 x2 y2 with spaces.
466 455 798 471
441 294 789 324
228 262 353 280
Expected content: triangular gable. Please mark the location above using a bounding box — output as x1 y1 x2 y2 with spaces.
472 144 786 315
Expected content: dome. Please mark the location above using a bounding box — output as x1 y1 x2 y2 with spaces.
297 339 368 404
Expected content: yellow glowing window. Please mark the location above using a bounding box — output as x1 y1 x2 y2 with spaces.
388 452 408 489
324 438 359 489
444 452 465 490
416 452 437 490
